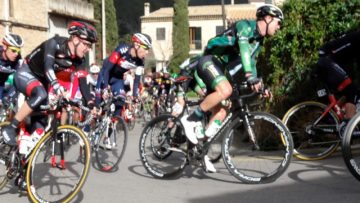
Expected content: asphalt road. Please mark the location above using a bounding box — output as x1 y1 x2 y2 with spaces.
1 121 360 203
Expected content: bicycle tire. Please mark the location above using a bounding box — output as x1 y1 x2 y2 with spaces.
95 116 128 172
139 114 187 178
207 132 223 163
282 101 340 160
342 113 360 181
0 122 10 190
222 112 293 184
26 125 91 203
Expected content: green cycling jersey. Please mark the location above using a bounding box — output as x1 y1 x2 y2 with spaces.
205 20 263 77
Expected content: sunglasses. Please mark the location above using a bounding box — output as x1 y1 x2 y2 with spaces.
139 44 150 50
8 46 21 54
273 18 282 26
80 40 92 49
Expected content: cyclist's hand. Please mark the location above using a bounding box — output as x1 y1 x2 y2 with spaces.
246 77 263 93
53 83 68 99
132 96 139 104
261 88 273 101
102 87 111 100
90 106 98 117
87 100 95 109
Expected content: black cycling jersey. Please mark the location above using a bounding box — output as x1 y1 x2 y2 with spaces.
25 35 93 104
317 30 360 104
319 30 360 61
0 46 21 83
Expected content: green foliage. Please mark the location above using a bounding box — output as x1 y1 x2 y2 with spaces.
168 0 190 73
257 0 360 116
89 0 119 61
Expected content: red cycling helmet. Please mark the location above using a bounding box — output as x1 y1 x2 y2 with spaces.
68 21 98 43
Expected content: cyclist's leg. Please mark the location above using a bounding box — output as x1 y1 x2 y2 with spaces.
186 55 231 123
109 77 126 116
3 65 47 146
318 56 356 119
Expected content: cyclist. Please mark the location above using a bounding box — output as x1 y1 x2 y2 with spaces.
316 29 360 135
88 63 100 90
0 33 23 106
95 33 152 116
3 21 98 146
181 4 283 172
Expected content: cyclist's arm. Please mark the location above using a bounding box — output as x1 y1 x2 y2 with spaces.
0 65 16 74
133 66 143 97
43 38 59 86
102 51 119 87
236 22 257 78
76 69 95 107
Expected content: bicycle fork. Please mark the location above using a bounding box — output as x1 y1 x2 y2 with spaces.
243 114 259 150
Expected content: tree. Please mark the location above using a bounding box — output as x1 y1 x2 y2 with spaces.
257 0 360 116
90 0 119 62
168 0 190 73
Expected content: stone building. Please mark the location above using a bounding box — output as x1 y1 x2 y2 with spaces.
141 0 285 71
0 0 96 64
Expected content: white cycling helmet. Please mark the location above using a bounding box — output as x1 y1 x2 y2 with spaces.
89 64 100 74
132 33 152 49
3 33 24 48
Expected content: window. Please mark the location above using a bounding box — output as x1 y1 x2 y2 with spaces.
156 28 165 40
189 27 202 50
216 26 224 35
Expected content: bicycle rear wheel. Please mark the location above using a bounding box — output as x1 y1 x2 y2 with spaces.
342 113 360 181
282 101 340 160
26 125 91 203
222 112 293 184
95 116 128 172
139 114 187 178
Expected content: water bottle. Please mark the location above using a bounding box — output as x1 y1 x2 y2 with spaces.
194 123 205 139
19 132 32 156
31 128 44 146
205 119 222 138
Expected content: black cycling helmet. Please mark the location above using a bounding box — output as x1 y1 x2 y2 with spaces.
3 33 24 48
68 21 98 43
256 4 284 21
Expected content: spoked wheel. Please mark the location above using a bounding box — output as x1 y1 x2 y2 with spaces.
207 132 223 163
26 125 91 203
342 113 360 181
95 116 128 172
282 101 340 160
0 122 11 190
139 114 187 178
222 112 293 184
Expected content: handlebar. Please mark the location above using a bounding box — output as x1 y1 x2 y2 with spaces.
39 97 93 127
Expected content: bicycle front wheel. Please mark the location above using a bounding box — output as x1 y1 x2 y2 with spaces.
0 122 11 190
139 114 187 178
283 101 340 160
222 112 293 184
95 116 128 172
342 113 360 181
26 125 91 203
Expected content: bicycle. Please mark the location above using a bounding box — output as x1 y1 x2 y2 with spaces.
139 82 293 183
282 82 349 160
88 94 128 172
341 111 360 181
0 97 92 202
